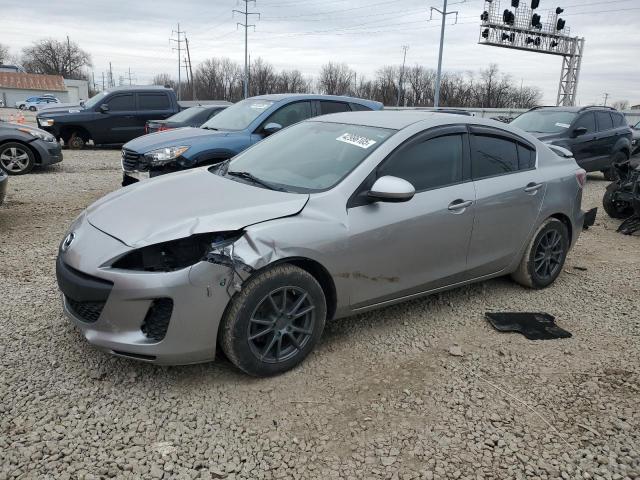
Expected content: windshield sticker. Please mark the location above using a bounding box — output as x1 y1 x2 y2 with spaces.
336 133 377 149
555 122 571 128
250 103 271 110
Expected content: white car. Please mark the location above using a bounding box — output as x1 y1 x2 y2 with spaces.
16 95 61 111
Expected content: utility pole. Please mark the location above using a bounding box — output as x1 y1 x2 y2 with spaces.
170 23 185 101
183 57 191 99
603 92 609 106
430 0 461 108
397 45 409 107
101 72 105 91
66 36 71 77
185 37 196 101
233 1 260 99
109 62 114 88
125 67 135 86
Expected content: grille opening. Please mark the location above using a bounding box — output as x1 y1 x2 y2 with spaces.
141 298 174 341
66 297 106 323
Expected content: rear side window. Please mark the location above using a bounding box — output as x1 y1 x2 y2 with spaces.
106 94 135 111
472 135 519 179
319 101 350 115
596 111 614 131
138 93 170 110
612 112 626 127
350 103 372 112
517 144 536 169
574 112 596 134
379 134 463 191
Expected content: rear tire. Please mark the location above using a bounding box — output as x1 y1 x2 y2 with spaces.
220 264 326 377
511 218 569 289
603 182 633 219
28 106 37 112
66 132 86 150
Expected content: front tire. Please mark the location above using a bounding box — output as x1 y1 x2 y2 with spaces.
28 106 37 112
603 182 633 219
0 142 35 175
220 264 326 377
511 218 569 289
66 132 86 150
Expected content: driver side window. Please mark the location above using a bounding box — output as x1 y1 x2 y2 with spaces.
264 101 312 129
574 112 595 134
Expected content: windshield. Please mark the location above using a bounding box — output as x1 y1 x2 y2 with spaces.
83 91 109 110
511 110 577 134
168 107 205 122
201 98 274 131
217 121 396 193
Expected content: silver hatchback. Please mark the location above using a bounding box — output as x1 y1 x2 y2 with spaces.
56 111 588 376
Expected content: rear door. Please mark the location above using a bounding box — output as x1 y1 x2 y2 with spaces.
594 111 616 169
93 93 138 144
135 92 174 138
346 126 476 307
466 126 544 277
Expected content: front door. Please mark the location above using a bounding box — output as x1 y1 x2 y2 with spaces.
466 129 545 277
94 93 138 144
570 112 599 169
346 128 476 308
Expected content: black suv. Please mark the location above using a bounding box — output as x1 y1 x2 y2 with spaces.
511 106 633 179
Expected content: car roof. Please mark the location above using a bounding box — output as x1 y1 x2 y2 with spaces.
250 93 382 109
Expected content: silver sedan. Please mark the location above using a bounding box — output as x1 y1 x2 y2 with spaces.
56 111 589 376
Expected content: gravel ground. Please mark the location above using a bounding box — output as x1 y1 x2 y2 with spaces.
1 149 639 480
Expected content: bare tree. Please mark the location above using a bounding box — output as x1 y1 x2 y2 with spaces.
21 38 91 79
0 43 9 65
276 69 310 94
612 100 630 111
249 58 277 96
317 62 354 95
152 73 176 90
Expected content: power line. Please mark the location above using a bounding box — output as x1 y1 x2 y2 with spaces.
233 0 260 99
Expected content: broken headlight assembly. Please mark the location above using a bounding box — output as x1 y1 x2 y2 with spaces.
111 231 243 272
144 145 190 166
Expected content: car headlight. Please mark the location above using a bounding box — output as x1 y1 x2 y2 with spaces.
18 128 56 142
144 145 190 165
111 231 243 272
38 118 55 127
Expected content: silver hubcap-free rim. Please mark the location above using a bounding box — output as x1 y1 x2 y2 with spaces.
0 147 30 172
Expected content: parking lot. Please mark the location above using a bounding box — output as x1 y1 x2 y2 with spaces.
0 149 637 479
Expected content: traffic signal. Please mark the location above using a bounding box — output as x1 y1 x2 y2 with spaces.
531 0 540 9
531 14 542 28
511 0 520 7
482 28 490 38
550 40 559 48
481 10 489 21
556 7 564 14
502 32 515 42
557 18 566 30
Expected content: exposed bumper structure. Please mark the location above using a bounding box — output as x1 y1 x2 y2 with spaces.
31 139 63 167
56 221 234 365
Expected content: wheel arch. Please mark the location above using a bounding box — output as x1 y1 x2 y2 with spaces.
0 139 41 165
60 125 92 142
256 256 337 321
549 212 573 245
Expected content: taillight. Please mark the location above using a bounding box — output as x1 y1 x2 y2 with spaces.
575 169 587 188
159 125 168 131
144 125 148 134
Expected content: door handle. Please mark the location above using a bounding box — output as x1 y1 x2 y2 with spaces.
524 182 543 193
448 199 473 211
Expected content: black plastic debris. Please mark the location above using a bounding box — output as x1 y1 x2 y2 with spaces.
618 216 640 235
583 207 597 229
485 312 572 340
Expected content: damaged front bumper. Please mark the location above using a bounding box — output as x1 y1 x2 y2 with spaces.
57 222 237 365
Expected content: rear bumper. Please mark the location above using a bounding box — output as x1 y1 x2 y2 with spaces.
0 174 7 205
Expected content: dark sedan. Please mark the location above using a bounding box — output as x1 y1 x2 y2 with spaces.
0 168 7 205
0 120 63 175
145 104 229 134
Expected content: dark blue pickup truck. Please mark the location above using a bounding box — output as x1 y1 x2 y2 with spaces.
36 86 181 149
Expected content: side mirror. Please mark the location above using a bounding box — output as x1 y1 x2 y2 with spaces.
262 122 282 136
79 100 85 107
572 126 587 138
367 176 415 203
99 104 110 113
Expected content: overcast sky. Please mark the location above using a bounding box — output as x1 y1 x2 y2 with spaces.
3 0 640 105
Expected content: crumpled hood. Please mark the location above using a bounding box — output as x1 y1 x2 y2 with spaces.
86 168 309 248
123 127 241 153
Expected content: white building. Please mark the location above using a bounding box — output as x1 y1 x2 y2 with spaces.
0 71 89 107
